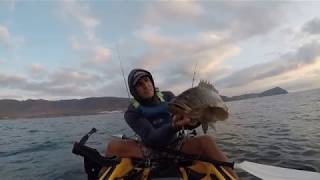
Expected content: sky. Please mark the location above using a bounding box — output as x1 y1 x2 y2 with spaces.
0 1 320 100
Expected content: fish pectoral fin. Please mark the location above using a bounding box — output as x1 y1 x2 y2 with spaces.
212 107 229 120
188 120 198 126
189 112 201 119
209 123 216 131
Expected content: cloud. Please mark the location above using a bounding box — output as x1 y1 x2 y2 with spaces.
0 91 22 100
135 28 238 79
0 67 109 99
71 38 112 65
0 24 25 50
221 2 287 40
59 1 289 90
302 17 320 35
217 41 320 95
61 0 99 41
143 2 288 41
47 68 103 87
0 58 5 64
270 17 320 57
8 0 16 11
115 28 240 96
97 78 131 98
60 1 112 66
3 1 319 100
144 1 204 25
93 47 111 63
30 64 45 73
0 74 26 88
0 24 11 46
1 0 16 11
240 59 320 94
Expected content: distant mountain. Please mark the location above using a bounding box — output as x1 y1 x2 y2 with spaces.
0 87 288 119
0 97 129 119
221 87 288 102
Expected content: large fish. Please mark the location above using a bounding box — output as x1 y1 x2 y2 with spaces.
169 80 229 133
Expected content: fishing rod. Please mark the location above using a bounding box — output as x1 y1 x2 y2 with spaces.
191 60 198 88
116 44 131 101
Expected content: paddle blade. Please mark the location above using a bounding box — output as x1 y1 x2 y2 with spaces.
235 161 320 180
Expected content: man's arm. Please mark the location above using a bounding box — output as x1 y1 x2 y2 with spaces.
124 107 178 146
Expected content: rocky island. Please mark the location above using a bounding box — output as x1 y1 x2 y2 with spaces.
221 87 288 102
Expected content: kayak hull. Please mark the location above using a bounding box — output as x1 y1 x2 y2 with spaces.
98 158 236 180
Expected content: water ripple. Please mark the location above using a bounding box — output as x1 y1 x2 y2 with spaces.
2 141 60 157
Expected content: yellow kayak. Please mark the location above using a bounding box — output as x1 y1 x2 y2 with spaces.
74 129 320 180
72 128 236 180
98 157 236 180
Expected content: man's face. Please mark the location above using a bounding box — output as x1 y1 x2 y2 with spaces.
135 76 154 99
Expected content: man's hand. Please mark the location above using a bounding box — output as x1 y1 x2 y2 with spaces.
172 114 191 128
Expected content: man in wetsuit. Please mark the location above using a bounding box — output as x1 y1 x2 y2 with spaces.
105 68 237 178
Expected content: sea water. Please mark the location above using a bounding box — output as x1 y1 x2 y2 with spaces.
1 89 319 180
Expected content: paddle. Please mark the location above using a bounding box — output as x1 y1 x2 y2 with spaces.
156 146 320 180
235 161 320 180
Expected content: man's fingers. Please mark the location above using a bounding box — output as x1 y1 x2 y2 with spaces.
172 113 192 128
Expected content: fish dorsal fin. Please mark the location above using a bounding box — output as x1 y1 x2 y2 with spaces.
198 80 218 93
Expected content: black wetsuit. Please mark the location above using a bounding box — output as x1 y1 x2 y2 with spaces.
124 91 179 147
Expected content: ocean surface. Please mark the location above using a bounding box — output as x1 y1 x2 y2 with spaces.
1 89 319 180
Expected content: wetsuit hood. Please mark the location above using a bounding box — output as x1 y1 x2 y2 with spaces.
128 68 156 104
